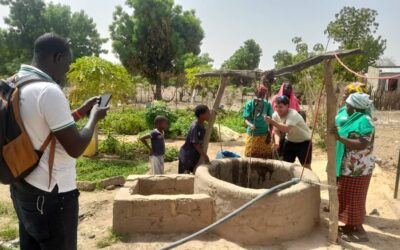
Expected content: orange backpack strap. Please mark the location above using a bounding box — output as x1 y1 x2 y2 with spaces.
39 134 57 189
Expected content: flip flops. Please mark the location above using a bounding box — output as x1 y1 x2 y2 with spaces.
339 231 369 242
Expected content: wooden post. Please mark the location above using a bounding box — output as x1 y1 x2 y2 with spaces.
394 150 400 199
202 76 228 156
324 60 339 243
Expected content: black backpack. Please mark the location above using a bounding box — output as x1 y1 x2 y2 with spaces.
0 75 56 185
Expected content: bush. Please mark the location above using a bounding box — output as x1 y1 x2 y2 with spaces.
169 110 193 138
144 101 177 128
99 133 119 154
100 109 147 135
98 134 178 162
165 147 179 162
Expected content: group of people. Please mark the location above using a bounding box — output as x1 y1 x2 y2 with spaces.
243 82 312 168
140 104 211 175
2 32 376 250
243 80 376 242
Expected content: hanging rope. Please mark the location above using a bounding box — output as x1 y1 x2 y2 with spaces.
300 82 325 180
334 53 400 80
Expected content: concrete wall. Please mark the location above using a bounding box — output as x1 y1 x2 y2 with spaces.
126 174 194 195
195 158 321 245
113 175 213 234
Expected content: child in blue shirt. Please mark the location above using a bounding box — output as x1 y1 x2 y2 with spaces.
140 116 168 174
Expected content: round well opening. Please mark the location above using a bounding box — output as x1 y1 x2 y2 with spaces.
208 158 293 189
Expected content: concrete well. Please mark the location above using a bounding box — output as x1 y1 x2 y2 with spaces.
195 158 321 245
113 174 213 234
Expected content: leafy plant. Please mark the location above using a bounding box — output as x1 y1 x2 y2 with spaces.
165 147 179 162
98 133 120 154
144 102 177 129
67 56 135 106
100 109 147 135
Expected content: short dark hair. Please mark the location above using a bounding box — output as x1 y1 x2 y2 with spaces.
33 33 70 61
194 105 209 118
154 115 168 126
274 95 290 105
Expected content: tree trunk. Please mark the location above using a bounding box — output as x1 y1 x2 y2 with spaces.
151 74 162 100
154 83 162 100
324 60 339 244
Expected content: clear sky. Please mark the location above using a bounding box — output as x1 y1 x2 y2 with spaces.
1 0 399 69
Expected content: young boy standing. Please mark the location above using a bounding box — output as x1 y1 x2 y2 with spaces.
178 105 211 174
140 116 168 175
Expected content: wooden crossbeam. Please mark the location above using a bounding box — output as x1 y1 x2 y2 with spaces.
195 49 362 79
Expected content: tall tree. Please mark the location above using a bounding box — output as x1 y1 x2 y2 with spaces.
0 0 106 76
325 7 386 80
110 0 204 100
272 37 325 93
221 39 262 86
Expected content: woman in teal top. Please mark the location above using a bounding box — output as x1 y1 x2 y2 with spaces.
243 85 273 159
331 92 375 242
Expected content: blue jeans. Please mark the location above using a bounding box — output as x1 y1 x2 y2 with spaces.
10 181 79 250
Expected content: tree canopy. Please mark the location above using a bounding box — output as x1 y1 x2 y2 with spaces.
67 57 135 106
221 39 262 86
273 37 325 93
110 0 204 100
0 0 106 76
325 6 386 80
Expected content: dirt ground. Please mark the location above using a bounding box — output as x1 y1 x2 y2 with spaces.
1 110 400 250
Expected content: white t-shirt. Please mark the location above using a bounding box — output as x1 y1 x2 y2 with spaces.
272 109 311 143
18 65 76 193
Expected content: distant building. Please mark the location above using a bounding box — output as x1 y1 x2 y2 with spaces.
368 66 400 93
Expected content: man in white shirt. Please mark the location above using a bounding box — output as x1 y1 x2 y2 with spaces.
10 33 108 250
264 95 313 168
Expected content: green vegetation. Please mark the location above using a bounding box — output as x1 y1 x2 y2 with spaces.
165 147 179 162
76 158 148 182
0 202 16 220
110 0 204 99
98 134 179 162
96 229 123 248
218 110 246 134
326 7 386 80
0 225 18 241
0 0 106 76
144 102 177 129
67 57 136 106
100 109 147 135
222 39 262 86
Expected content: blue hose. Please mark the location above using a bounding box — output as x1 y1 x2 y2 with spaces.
158 178 300 250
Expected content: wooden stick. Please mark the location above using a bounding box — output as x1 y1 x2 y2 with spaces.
394 150 400 199
324 60 339 243
200 76 229 161
195 49 362 79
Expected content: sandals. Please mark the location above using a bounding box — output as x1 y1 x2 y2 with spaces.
339 231 369 242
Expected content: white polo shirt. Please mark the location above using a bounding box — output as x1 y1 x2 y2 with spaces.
18 65 77 193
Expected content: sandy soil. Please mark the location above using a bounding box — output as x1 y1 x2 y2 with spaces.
1 111 400 250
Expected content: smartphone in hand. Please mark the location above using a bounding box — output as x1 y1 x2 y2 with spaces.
99 93 112 107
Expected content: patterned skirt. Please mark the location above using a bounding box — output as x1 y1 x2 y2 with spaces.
338 174 372 226
244 135 273 159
